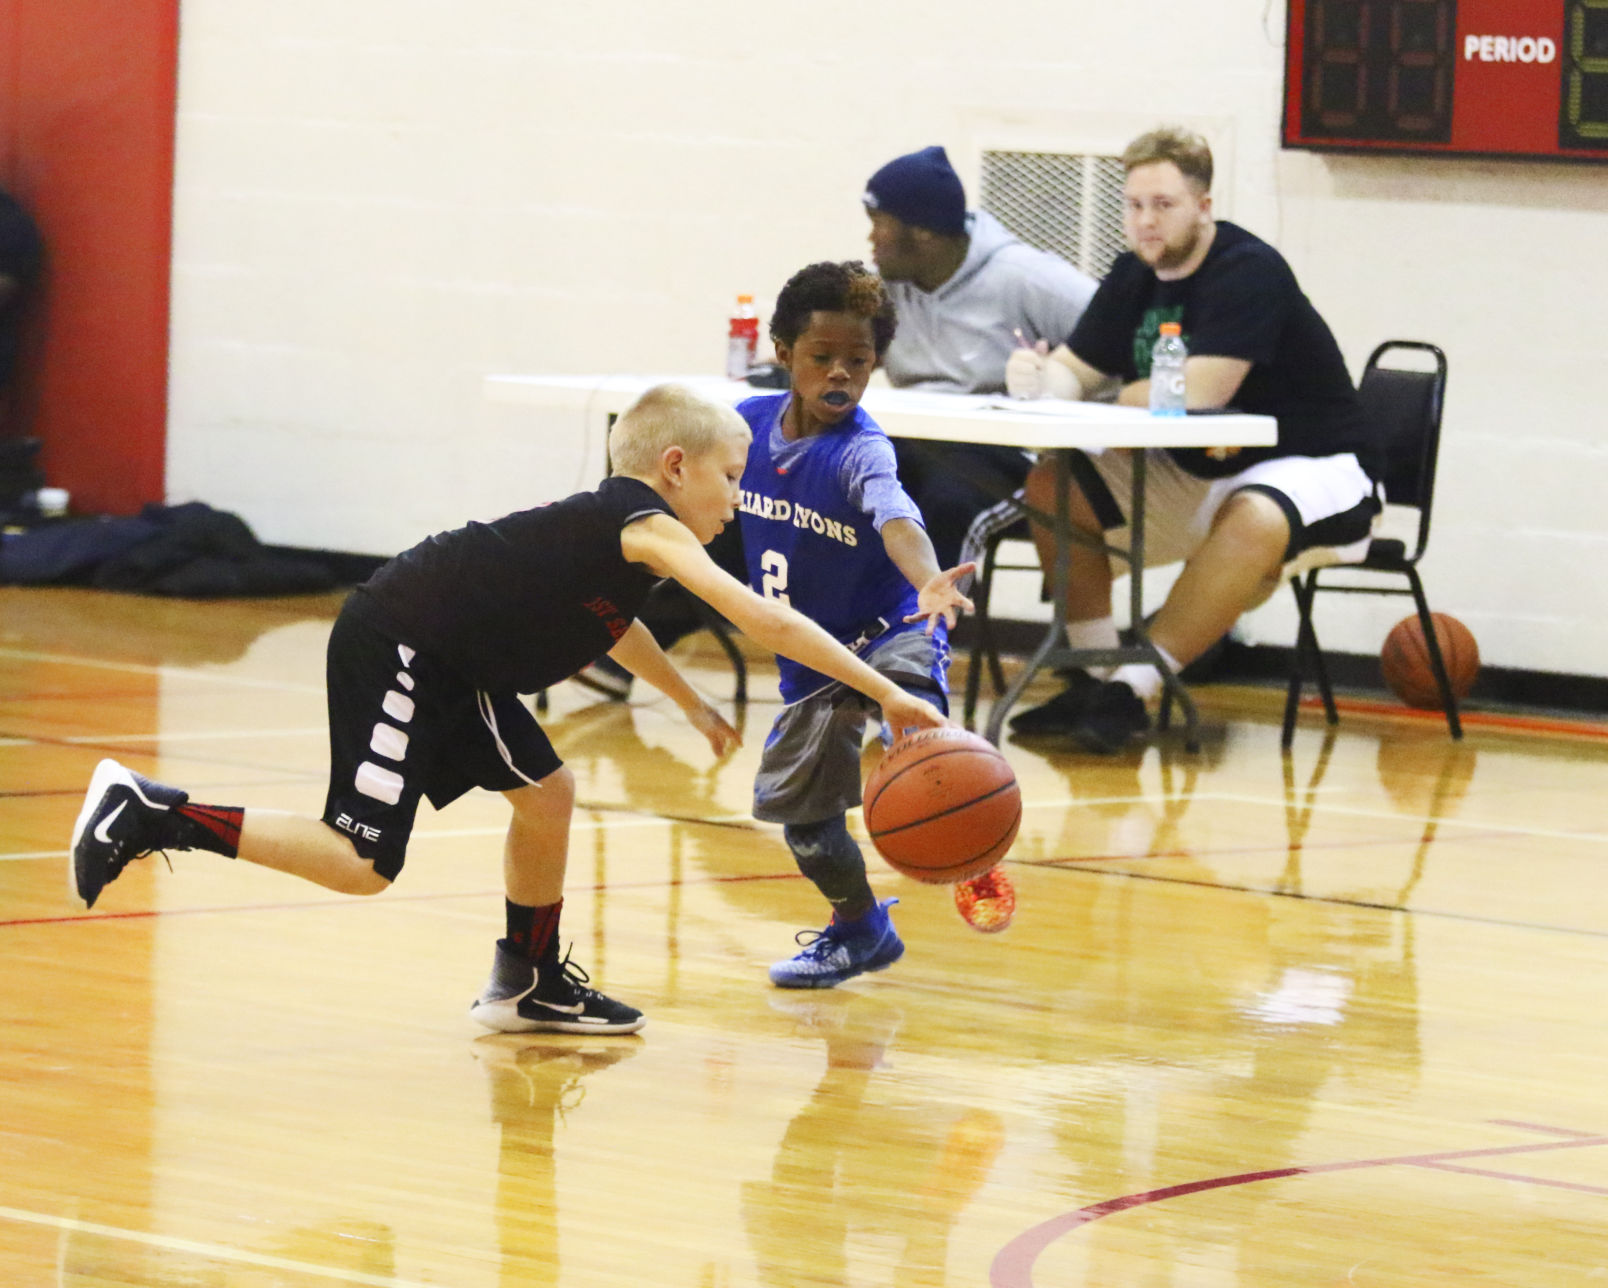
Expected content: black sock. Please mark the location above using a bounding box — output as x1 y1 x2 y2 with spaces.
507 898 563 962
161 802 244 858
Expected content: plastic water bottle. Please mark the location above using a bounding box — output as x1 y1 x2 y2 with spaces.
726 294 759 379
1149 321 1187 416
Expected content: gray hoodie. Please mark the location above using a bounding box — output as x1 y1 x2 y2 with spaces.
882 209 1096 394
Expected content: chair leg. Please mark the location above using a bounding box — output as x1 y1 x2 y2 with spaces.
986 632 1007 696
1281 578 1305 750
1404 569 1463 739
1302 574 1339 727
714 623 748 706
1283 573 1337 749
982 562 1007 695
694 603 748 705
962 612 984 730
964 543 1002 728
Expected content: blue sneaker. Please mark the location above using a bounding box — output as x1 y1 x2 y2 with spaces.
769 898 904 989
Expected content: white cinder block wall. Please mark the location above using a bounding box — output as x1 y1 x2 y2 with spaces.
165 0 1608 679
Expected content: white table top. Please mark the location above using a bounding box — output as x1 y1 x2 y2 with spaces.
483 373 1278 452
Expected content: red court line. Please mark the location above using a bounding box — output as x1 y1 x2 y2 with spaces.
1413 1159 1608 1196
990 1135 1608 1287
1487 1119 1601 1139
0 870 803 930
1033 826 1516 869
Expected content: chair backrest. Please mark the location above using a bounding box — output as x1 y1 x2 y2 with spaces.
1358 340 1447 562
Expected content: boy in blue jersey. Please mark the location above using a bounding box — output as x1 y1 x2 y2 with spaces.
738 261 1019 987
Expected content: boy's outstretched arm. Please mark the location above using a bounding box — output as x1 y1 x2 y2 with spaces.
880 517 976 635
606 620 740 757
622 516 949 733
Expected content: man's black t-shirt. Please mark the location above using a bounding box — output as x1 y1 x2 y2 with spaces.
347 476 675 694
1068 221 1375 479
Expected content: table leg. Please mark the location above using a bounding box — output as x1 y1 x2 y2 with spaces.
1125 450 1201 753
978 447 1204 754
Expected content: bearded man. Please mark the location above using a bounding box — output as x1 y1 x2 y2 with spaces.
1004 127 1380 753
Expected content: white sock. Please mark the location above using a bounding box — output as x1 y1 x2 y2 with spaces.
1109 645 1182 704
1109 663 1162 702
1065 617 1120 680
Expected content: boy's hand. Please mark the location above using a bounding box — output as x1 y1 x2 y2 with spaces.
880 689 949 733
904 563 977 635
685 699 742 758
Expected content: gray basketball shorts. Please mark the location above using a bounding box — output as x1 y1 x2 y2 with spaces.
322 605 563 880
753 627 948 827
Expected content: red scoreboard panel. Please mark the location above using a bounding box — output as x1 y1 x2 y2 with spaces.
1283 0 1608 160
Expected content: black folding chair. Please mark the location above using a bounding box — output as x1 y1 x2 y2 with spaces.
958 493 1035 728
1282 340 1459 748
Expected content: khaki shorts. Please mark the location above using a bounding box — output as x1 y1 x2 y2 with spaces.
1078 449 1380 574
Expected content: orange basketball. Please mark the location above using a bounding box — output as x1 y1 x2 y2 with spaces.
1380 613 1480 710
863 728 1021 884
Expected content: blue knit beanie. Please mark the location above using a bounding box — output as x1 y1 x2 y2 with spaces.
863 146 967 236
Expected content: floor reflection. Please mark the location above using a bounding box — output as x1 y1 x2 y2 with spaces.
0 585 344 669
540 696 741 824
1038 888 1424 1281
49 1215 398 1286
475 1035 642 1288
743 992 1005 1287
1278 726 1479 909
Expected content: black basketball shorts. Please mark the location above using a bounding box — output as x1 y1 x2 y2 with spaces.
321 604 563 880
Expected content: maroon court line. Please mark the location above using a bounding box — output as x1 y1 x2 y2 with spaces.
1026 854 1608 940
1031 826 1519 869
0 870 803 930
1486 1119 1601 1139
1413 1159 1608 1196
990 1135 1608 1287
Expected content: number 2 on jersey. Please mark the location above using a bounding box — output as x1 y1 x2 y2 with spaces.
760 550 790 605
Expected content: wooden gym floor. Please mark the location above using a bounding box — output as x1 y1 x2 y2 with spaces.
3 585 1607 1286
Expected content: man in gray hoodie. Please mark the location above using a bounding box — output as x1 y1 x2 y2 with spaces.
864 145 1096 566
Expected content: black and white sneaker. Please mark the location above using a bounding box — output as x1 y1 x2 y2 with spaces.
69 759 188 908
1072 679 1151 755
469 941 645 1035
1007 668 1104 737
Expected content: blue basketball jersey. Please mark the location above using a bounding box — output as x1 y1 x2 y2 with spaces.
736 393 946 703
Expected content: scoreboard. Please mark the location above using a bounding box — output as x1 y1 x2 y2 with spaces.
1282 0 1608 161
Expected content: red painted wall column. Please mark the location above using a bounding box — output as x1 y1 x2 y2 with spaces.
0 0 179 516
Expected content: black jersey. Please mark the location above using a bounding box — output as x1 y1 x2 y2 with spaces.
1069 221 1375 480
346 476 675 694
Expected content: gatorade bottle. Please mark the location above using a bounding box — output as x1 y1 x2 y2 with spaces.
726 294 759 379
1149 321 1187 416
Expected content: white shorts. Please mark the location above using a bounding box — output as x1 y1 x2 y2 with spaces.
1077 449 1381 577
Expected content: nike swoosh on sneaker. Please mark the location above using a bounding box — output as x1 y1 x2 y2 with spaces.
93 799 129 845
524 997 586 1016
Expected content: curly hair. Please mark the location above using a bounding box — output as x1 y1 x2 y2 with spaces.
769 260 897 359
